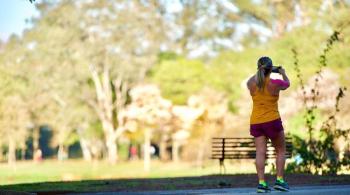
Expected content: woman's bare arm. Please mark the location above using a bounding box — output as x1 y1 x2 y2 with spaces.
247 75 257 94
278 68 290 90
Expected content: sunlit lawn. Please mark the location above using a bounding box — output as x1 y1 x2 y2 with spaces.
0 159 256 185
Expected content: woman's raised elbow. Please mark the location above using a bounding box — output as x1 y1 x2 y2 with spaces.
281 82 290 90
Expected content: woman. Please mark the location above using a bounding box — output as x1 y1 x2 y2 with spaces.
246 56 290 193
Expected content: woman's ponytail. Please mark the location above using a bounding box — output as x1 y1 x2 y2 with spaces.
256 67 265 91
256 56 273 91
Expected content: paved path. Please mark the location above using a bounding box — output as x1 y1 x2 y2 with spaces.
69 185 350 195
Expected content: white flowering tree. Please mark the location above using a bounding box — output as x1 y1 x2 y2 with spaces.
124 84 172 171
171 105 203 162
184 88 229 166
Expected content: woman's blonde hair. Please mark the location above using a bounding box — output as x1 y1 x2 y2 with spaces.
256 56 273 91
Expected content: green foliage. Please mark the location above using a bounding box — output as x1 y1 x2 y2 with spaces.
150 58 212 105
84 121 104 140
156 52 179 63
288 110 324 139
287 31 350 175
64 131 80 147
207 50 259 112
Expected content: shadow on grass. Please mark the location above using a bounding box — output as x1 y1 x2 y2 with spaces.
1 174 350 195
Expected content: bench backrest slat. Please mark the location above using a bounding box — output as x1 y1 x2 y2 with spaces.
211 137 293 160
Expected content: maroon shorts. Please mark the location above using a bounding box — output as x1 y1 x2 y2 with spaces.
250 118 284 139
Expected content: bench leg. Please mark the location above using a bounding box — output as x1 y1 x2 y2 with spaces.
219 159 226 174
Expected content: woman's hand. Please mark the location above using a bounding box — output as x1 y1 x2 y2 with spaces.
278 67 290 90
278 67 286 75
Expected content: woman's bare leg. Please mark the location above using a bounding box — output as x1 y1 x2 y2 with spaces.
271 131 286 178
255 136 267 181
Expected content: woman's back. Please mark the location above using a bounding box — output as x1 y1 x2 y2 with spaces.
250 77 281 124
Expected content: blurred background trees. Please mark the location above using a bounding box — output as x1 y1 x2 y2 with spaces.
0 0 349 174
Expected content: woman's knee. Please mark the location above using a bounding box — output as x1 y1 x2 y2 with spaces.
272 134 286 153
275 146 286 155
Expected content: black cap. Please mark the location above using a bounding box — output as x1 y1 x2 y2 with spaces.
257 56 273 68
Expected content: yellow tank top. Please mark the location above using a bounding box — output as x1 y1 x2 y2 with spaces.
250 77 280 124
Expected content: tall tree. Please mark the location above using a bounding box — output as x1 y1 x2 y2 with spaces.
0 36 32 164
79 0 165 163
19 0 166 163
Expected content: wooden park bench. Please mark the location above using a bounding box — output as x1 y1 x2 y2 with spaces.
211 137 293 174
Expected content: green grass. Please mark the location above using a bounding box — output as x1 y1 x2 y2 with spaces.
0 159 256 185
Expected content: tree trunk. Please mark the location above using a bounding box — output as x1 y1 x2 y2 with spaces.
159 134 168 161
144 128 152 171
196 123 213 167
106 137 118 164
103 118 118 164
79 138 92 161
8 137 16 165
0 146 3 161
172 140 179 163
58 144 68 161
77 125 92 161
103 121 118 164
89 65 128 164
21 143 26 160
32 126 40 159
196 143 204 167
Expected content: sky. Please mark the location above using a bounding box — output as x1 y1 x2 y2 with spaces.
0 0 39 41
